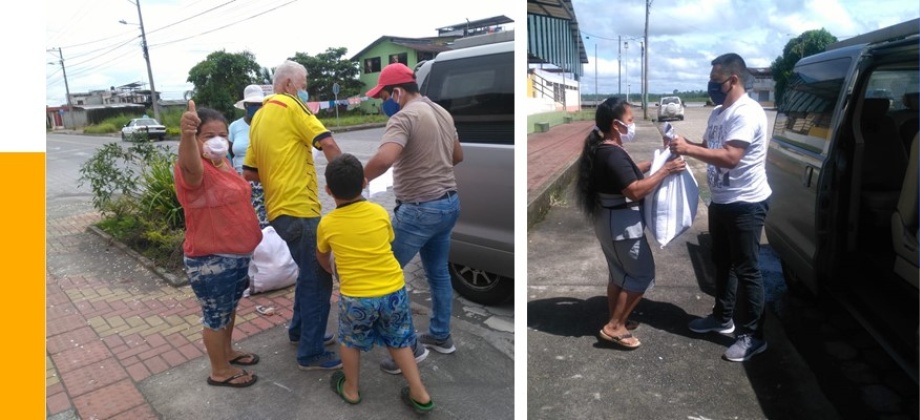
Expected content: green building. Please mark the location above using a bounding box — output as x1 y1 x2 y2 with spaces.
351 15 514 114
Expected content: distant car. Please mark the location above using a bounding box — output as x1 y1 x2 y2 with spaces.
415 35 514 305
122 117 166 141
657 96 685 121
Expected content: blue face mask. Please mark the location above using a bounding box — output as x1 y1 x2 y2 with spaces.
708 79 729 106
297 89 309 103
382 98 400 117
245 104 261 120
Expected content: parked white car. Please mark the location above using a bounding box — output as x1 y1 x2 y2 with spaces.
122 117 166 141
657 96 685 121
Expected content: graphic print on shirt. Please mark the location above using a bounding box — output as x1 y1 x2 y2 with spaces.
705 123 731 189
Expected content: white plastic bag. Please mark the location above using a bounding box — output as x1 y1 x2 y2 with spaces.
246 226 298 295
644 148 699 248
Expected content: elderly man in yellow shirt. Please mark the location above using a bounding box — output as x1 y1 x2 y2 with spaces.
243 60 343 371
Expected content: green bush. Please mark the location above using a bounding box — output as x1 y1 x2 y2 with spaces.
83 123 119 134
80 142 186 272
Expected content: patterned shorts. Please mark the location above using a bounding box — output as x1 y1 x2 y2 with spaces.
250 180 269 229
184 255 250 330
337 287 415 352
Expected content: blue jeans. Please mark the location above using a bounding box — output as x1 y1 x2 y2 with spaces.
708 199 769 338
392 192 460 340
270 215 333 364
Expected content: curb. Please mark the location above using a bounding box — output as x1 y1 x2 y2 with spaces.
526 156 579 230
87 225 188 287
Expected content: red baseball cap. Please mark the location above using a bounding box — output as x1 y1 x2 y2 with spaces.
365 63 416 98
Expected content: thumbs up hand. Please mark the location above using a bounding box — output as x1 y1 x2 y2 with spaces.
181 100 201 136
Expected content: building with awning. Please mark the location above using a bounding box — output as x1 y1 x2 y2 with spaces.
527 0 588 113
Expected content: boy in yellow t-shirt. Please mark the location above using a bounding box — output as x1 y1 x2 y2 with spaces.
316 154 434 414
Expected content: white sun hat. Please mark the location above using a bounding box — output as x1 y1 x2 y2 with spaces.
234 84 266 109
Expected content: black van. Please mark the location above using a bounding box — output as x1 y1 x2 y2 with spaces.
765 19 919 378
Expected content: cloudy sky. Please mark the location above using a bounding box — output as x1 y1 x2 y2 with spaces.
45 0 519 106
571 0 919 96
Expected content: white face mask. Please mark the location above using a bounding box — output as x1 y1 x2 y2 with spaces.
203 136 229 160
617 120 637 143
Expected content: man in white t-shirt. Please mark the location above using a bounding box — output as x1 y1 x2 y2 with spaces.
668 53 772 362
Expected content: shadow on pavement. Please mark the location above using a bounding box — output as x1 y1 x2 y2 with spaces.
527 295 735 349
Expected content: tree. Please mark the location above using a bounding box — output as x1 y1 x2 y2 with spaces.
289 47 363 101
187 50 261 119
770 29 837 107
259 67 274 85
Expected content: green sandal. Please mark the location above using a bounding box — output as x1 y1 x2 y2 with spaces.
400 386 434 414
330 371 361 404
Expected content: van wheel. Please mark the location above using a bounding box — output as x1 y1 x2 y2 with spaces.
449 263 513 305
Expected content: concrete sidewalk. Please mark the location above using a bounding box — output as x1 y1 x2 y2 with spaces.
46 210 513 419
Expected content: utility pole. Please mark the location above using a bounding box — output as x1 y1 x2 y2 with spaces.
49 48 75 129
134 0 160 121
618 35 622 96
624 41 629 103
594 42 598 103
643 0 652 120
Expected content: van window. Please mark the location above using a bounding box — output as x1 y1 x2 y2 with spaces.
424 51 514 145
774 57 851 155
864 69 920 111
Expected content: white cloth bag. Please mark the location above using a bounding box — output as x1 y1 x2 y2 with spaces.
246 226 298 294
644 148 699 248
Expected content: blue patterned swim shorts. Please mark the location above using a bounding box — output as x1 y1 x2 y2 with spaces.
184 254 250 330
337 287 415 351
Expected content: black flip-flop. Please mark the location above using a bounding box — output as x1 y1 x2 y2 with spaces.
207 369 257 388
330 371 361 404
229 353 260 366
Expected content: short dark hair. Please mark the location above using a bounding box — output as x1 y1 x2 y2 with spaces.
711 53 748 80
383 82 419 95
325 153 364 199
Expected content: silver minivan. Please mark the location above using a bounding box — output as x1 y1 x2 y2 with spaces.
415 35 514 305
765 19 918 376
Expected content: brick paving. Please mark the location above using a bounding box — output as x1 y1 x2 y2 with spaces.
526 120 593 198
45 212 305 418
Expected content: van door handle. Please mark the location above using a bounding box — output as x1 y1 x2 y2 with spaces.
802 165 815 187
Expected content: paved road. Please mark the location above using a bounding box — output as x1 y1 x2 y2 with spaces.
46 128 513 419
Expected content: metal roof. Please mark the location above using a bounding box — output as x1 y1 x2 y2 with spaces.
435 15 514 33
527 0 589 71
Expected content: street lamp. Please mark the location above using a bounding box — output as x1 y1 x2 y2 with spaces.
120 0 160 121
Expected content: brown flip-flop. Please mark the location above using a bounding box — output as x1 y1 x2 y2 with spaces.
599 329 641 349
229 353 260 366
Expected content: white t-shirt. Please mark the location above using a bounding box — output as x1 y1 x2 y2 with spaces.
704 94 772 204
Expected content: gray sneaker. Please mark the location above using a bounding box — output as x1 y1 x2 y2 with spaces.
723 334 767 362
380 341 430 375
688 315 735 334
419 333 456 354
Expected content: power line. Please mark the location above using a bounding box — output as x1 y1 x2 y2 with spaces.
146 0 238 35
150 0 298 47
64 34 140 62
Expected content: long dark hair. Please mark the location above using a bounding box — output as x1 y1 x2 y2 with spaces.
574 97 630 219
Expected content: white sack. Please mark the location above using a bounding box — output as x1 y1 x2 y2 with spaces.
644 148 699 248
247 225 298 294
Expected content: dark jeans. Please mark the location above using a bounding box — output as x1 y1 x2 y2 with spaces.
270 215 333 364
709 199 769 338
